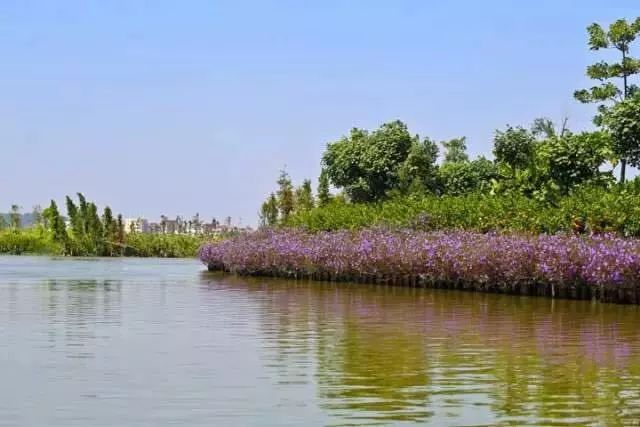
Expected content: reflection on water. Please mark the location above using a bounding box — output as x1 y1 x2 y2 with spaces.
1 256 640 426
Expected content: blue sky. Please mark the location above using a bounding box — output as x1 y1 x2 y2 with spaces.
1 1 638 225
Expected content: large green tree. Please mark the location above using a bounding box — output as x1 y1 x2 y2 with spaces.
397 136 439 194
493 126 537 175
322 120 413 202
574 17 640 182
602 92 640 171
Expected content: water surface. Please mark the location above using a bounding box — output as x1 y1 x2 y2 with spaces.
1 256 640 426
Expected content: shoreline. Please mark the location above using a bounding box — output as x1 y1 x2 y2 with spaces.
205 267 638 304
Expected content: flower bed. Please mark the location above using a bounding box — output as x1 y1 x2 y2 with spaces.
199 229 640 304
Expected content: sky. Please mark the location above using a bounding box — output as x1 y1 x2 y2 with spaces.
1 1 638 226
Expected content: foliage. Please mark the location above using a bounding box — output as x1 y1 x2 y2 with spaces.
537 132 614 193
493 126 537 173
286 186 640 237
294 179 315 213
574 16 640 181
9 205 21 229
602 92 640 168
397 137 439 194
259 193 279 227
317 169 332 207
441 137 469 164
322 121 414 202
0 227 62 255
276 169 295 222
122 233 210 258
437 157 498 196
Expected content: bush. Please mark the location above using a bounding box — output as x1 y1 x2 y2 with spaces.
0 228 63 255
286 186 640 236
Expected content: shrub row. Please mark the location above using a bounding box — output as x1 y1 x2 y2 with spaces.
286 186 640 236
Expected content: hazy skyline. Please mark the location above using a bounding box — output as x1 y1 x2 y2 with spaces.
2 1 638 225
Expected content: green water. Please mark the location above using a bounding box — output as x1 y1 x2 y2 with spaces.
1 256 639 426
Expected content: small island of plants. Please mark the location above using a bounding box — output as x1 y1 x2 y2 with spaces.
201 17 640 303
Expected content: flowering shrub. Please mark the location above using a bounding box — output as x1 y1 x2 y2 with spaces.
200 229 640 302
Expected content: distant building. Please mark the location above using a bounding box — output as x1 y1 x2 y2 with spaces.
123 217 150 234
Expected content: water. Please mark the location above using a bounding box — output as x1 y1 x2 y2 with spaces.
1 256 640 426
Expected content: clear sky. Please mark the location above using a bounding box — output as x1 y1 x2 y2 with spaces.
1 1 638 225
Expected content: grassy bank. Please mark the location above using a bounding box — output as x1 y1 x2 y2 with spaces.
200 229 640 304
286 186 640 236
0 228 211 258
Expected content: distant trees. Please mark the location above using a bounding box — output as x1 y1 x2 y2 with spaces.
276 170 295 221
441 137 469 164
294 179 315 213
9 205 21 229
317 169 332 207
259 193 279 227
32 205 43 227
43 200 67 245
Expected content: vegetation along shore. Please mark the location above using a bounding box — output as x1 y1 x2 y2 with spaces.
0 193 238 258
201 16 640 303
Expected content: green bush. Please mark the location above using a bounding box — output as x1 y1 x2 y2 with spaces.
0 228 63 255
286 185 640 236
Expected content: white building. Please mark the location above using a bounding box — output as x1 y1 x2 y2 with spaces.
123 217 150 234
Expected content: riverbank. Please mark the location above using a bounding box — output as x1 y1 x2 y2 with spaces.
199 229 640 304
0 228 209 258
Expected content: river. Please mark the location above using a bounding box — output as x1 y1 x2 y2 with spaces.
1 256 639 426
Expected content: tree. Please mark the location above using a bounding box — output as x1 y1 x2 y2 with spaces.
574 17 640 182
538 132 613 193
322 121 414 202
294 179 315 213
276 169 295 221
102 206 117 255
116 214 125 247
259 193 279 227
493 126 537 174
66 196 82 237
32 205 43 227
77 193 89 234
397 136 439 194
87 203 103 239
602 92 640 171
0 216 6 230
441 137 469 164
317 169 332 207
43 200 67 246
9 205 21 229
438 157 498 195
531 117 558 139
